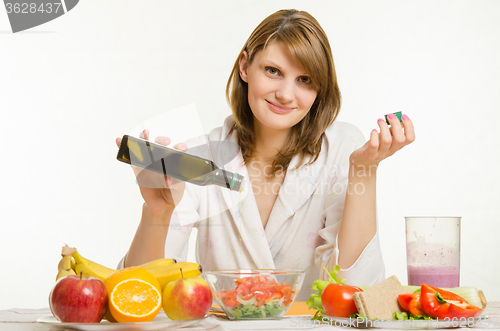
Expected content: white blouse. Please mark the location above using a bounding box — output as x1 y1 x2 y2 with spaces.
120 115 386 301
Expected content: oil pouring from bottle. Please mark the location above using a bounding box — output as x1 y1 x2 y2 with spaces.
117 135 244 192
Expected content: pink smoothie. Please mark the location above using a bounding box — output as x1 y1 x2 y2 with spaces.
408 265 459 287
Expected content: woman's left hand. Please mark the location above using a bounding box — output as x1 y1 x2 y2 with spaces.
349 113 415 167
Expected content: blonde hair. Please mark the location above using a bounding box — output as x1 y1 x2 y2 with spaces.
226 9 341 175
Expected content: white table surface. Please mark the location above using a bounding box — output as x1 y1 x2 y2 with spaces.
1 302 499 330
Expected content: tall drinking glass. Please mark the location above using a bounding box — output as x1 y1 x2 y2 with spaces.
405 217 461 287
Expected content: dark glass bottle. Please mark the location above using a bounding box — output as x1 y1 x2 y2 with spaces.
117 135 244 191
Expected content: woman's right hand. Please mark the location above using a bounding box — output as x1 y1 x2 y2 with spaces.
115 129 187 217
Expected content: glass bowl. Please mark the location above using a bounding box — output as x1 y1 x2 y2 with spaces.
204 269 305 320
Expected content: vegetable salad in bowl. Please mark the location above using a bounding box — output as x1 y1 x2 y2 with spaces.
204 269 305 320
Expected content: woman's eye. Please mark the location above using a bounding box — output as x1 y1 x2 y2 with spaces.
265 67 279 75
299 76 311 84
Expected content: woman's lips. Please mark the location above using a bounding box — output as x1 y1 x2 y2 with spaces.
266 100 294 114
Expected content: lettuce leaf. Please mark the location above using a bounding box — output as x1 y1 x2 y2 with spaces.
392 311 434 320
230 301 284 319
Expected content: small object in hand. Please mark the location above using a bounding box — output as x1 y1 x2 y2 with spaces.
385 111 402 124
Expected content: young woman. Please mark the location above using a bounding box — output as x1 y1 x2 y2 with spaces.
116 9 415 300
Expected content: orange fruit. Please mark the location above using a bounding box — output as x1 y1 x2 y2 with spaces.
103 267 162 323
104 267 162 294
109 279 162 323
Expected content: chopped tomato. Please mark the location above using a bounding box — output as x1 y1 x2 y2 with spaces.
224 298 239 307
256 295 266 307
241 293 254 300
280 284 293 297
265 292 283 303
236 282 251 296
218 275 294 309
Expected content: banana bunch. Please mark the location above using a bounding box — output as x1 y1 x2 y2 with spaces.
56 245 202 290
148 261 203 290
55 245 77 280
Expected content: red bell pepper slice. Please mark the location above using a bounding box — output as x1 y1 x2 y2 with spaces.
398 293 413 311
409 293 425 316
398 292 425 316
420 284 483 319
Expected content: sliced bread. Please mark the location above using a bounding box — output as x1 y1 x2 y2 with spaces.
352 275 409 320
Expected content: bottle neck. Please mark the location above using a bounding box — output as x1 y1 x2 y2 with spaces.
211 169 244 192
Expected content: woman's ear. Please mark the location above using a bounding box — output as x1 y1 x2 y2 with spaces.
239 51 249 83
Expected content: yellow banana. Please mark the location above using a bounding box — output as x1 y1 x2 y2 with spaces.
56 245 76 280
66 245 181 286
72 249 115 282
147 262 202 290
139 257 176 270
57 257 76 272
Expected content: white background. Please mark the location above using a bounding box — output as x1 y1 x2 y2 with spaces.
1 0 499 310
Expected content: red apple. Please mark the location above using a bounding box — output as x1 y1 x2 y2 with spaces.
162 276 212 320
49 274 108 323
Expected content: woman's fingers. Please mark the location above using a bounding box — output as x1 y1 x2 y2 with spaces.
366 129 380 161
118 129 188 191
351 113 415 167
155 136 171 146
386 113 406 154
377 118 392 155
372 113 414 159
369 129 380 150
139 129 149 140
401 114 416 145
173 143 188 152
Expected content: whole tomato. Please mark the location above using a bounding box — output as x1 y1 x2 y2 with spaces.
321 284 363 318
